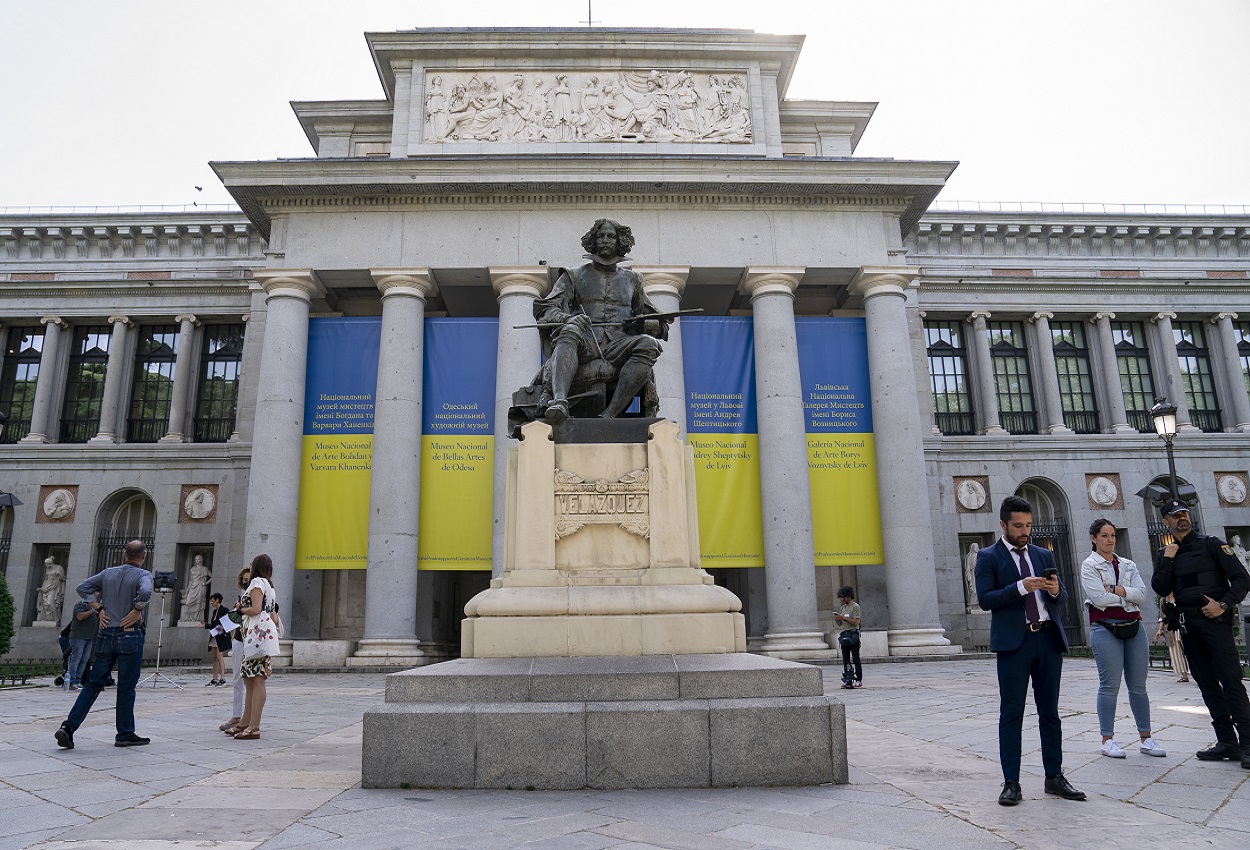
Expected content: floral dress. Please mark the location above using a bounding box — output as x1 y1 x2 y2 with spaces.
240 577 276 679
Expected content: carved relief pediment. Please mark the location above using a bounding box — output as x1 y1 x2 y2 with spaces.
554 468 650 540
424 69 751 144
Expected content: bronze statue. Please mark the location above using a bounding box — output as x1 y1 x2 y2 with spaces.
509 219 684 434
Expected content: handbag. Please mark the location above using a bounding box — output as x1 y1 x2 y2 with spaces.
243 611 281 659
1097 618 1140 640
838 629 861 648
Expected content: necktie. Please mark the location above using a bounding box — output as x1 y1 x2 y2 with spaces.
1014 548 1040 623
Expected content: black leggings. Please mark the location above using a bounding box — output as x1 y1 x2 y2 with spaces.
841 640 862 682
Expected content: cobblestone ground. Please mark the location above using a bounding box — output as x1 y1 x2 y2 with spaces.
1 657 1247 849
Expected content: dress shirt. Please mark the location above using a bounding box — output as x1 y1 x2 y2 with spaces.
76 562 153 625
1000 537 1052 622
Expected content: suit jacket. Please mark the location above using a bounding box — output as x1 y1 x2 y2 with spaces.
975 540 1069 653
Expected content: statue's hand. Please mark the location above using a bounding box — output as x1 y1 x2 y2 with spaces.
568 314 593 334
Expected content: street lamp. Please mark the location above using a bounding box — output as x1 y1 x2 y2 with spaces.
1150 398 1180 501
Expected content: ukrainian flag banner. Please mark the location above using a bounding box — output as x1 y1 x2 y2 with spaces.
295 317 380 570
796 317 883 565
418 318 497 571
681 317 764 567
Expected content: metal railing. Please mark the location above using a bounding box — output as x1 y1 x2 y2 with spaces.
934 411 976 436
193 417 235 443
1000 411 1038 435
928 200 1250 216
0 420 32 444
1190 409 1224 433
59 418 99 444
126 418 168 444
1062 411 1100 434
0 203 242 215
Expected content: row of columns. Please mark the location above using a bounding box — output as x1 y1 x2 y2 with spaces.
246 265 953 663
964 310 1250 436
9 313 213 445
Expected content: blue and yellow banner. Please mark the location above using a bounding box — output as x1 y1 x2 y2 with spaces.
796 317 883 565
682 317 764 568
418 319 499 571
295 318 379 570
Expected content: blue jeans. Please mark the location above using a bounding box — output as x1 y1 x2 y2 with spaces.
1090 621 1151 738
66 627 144 739
67 638 92 686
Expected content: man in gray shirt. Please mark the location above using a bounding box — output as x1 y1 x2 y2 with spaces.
55 540 153 749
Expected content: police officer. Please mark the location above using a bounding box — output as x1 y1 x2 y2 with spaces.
1150 499 1250 769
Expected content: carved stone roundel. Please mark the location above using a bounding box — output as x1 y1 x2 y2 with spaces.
183 487 216 520
42 488 75 520
1088 476 1119 507
1218 474 1247 505
956 479 987 511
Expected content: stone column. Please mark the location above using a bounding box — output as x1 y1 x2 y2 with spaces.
245 270 324 625
160 314 199 442
354 269 438 666
969 311 1006 435
1089 312 1134 433
89 316 134 444
1028 312 1073 434
850 268 956 656
488 267 549 578
636 266 690 434
1211 312 1250 432
740 267 833 661
20 316 67 444
1151 311 1198 432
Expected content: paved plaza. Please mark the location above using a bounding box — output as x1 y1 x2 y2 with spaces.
2 656 1248 850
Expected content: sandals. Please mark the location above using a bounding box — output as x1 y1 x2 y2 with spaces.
233 728 260 740
219 718 241 732
223 724 245 735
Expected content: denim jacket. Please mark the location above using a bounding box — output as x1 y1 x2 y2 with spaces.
1080 552 1147 613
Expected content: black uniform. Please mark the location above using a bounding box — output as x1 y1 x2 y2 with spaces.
1152 530 1250 749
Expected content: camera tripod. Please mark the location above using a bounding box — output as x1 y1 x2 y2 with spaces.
138 588 184 689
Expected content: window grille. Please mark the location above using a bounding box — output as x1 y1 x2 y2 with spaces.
0 326 44 443
1174 321 1222 432
1111 321 1155 433
1051 321 1099 433
925 320 975 435
126 325 178 443
193 323 244 443
988 321 1036 434
1236 321 1250 404
59 326 111 443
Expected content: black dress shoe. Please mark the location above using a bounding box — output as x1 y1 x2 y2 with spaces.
54 722 74 750
998 780 1022 806
1043 774 1086 801
1241 749 1250 770
1196 741 1241 761
114 734 150 747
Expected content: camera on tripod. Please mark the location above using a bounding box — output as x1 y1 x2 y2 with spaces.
152 570 177 593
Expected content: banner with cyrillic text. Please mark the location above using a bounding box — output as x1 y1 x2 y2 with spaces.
295 317 379 570
419 318 498 571
681 317 764 568
796 317 883 565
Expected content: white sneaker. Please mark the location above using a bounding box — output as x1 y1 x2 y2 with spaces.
1101 740 1126 758
1139 738 1167 757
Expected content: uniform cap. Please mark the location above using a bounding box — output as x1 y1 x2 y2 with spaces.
1160 499 1190 517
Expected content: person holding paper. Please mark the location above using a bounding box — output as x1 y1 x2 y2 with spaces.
205 592 231 686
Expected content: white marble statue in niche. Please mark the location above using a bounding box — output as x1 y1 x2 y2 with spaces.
36 556 66 623
179 554 211 625
423 69 752 144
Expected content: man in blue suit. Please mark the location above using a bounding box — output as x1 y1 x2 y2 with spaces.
976 495 1085 806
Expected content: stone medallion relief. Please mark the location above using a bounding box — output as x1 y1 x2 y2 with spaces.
180 484 219 523
37 485 78 523
424 69 752 144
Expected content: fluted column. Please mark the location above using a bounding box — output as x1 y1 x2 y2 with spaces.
636 265 690 434
160 314 199 442
969 311 1006 435
488 267 549 578
1029 311 1073 434
740 267 832 660
1211 312 1250 432
355 269 438 665
21 316 67 443
1090 312 1134 433
89 316 134 444
1151 311 1198 432
850 268 955 656
244 270 324 626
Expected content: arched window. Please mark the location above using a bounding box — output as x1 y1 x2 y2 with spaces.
93 491 156 573
1016 479 1082 647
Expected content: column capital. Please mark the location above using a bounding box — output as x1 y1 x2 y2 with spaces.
739 266 805 298
488 266 550 299
1211 311 1238 322
1029 311 1054 324
848 266 919 300
174 314 200 326
107 315 135 328
969 309 992 321
1151 311 1177 323
370 267 438 300
253 269 325 302
634 265 690 299
1089 311 1116 324
40 316 67 329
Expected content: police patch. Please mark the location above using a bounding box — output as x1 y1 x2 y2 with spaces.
1222 545 1235 556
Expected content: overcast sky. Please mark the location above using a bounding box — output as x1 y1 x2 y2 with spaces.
2 0 1247 212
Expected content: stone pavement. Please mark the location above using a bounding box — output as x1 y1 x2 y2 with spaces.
1 657 1247 850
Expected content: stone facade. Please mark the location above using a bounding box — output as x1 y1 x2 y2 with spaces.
1 27 1247 662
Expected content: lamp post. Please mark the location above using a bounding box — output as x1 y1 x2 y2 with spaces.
1151 398 1180 501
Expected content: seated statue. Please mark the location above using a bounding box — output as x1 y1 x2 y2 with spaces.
509 219 672 435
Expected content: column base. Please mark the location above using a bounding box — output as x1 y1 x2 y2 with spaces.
1110 424 1139 434
348 638 446 669
19 433 47 444
981 425 1008 435
755 631 836 661
1045 425 1075 435
87 433 117 444
158 433 185 443
887 628 962 657
1178 423 1202 434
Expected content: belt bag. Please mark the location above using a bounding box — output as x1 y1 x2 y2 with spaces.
1097 618 1140 640
838 629 860 648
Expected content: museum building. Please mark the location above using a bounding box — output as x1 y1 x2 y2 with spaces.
1 27 1248 664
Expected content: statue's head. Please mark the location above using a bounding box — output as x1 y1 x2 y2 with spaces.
581 219 635 260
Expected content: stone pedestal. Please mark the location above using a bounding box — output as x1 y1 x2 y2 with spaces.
362 653 847 789
461 418 746 658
